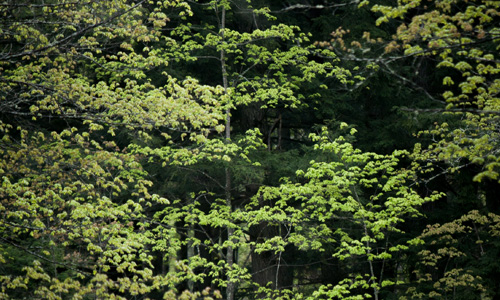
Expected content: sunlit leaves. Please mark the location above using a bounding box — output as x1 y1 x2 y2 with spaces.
0 0 222 298
242 126 442 298
371 0 500 183
0 119 177 296
0 0 428 299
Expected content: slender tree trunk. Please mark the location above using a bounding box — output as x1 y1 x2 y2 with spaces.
187 226 195 292
225 166 235 300
219 6 235 300
364 224 379 300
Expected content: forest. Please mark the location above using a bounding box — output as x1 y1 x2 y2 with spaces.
0 0 499 299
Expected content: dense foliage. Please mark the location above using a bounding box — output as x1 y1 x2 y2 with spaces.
1 0 499 299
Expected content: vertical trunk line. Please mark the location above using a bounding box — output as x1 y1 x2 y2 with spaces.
355 186 379 300
364 222 379 300
187 225 195 292
220 6 235 300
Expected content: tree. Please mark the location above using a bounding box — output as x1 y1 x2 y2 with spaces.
131 0 356 298
1 0 355 298
0 1 226 298
248 126 441 299
323 0 500 298
330 0 500 184
1 1 464 299
402 210 500 299
372 0 500 183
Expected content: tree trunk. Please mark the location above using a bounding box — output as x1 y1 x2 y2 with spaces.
219 6 235 300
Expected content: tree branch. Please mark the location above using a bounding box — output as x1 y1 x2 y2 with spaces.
1 0 147 61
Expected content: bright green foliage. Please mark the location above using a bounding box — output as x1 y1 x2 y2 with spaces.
143 125 441 299
0 0 225 298
129 1 360 298
342 1 500 298
0 0 224 140
371 0 500 183
0 126 175 299
240 126 442 299
0 0 453 299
